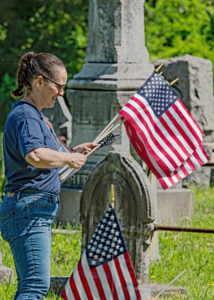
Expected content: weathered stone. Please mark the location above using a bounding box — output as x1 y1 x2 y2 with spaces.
0 266 14 284
56 188 81 225
50 277 68 296
157 189 195 226
139 283 186 298
80 151 155 284
43 96 72 145
67 1 154 190
68 0 153 91
153 55 214 133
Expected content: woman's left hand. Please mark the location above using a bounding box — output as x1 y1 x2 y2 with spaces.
72 143 98 154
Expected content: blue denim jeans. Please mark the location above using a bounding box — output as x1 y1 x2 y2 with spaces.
0 190 59 300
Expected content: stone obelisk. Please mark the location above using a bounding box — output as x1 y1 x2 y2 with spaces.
66 0 154 189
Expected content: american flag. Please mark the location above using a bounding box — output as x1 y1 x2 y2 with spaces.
119 72 209 189
62 206 141 300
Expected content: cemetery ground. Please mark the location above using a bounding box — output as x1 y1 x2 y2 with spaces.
0 187 213 299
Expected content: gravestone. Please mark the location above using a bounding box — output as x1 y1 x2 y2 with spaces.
153 55 214 188
0 251 14 284
80 152 155 284
58 0 154 226
66 0 154 180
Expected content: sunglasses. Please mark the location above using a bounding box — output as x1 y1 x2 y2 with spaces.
42 74 66 91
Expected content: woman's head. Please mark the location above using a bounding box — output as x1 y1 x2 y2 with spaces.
11 52 67 99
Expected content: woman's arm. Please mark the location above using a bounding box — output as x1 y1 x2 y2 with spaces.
25 147 87 169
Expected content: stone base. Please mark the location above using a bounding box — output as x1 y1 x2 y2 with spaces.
0 266 14 284
50 277 68 296
139 283 186 299
56 188 82 225
50 277 186 298
157 188 194 226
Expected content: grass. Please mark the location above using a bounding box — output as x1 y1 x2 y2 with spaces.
0 187 213 299
149 187 214 299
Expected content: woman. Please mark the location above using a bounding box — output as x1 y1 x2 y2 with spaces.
0 52 96 299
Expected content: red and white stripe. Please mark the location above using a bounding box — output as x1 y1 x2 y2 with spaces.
62 251 141 300
120 94 205 176
124 119 209 189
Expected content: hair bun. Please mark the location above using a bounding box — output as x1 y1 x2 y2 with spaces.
20 52 36 70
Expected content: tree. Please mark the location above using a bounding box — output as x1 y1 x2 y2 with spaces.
144 0 214 70
0 0 88 129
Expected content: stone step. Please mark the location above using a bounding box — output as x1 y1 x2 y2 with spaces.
50 277 186 299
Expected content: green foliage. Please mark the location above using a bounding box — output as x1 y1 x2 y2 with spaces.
145 0 214 69
0 0 88 129
0 132 6 199
0 74 16 131
0 0 88 80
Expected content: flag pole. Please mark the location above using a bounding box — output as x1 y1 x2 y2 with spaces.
93 113 120 143
155 64 163 73
169 78 179 86
154 270 186 299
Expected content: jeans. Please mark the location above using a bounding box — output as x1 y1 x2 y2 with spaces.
0 190 59 300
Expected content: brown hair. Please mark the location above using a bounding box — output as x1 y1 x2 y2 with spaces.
11 51 65 98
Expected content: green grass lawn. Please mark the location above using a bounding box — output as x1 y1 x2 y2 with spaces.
0 187 213 299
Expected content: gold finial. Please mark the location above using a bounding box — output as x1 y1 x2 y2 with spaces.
169 78 179 86
110 184 115 208
155 64 163 73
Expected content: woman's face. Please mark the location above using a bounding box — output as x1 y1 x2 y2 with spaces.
34 66 68 110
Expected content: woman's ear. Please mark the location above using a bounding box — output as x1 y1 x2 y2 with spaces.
36 75 44 88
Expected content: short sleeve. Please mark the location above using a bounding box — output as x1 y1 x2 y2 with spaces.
18 119 47 157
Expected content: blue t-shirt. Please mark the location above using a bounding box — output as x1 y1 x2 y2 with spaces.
3 101 61 194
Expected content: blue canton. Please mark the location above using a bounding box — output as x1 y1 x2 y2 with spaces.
137 72 178 118
86 206 126 268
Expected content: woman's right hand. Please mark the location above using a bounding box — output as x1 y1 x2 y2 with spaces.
69 153 87 169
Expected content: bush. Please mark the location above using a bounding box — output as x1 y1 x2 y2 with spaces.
145 0 214 71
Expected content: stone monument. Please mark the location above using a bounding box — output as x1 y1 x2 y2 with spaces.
0 251 14 284
66 0 154 176
56 0 154 226
80 152 155 284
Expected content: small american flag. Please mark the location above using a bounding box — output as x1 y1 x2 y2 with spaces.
62 206 141 300
119 72 209 189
